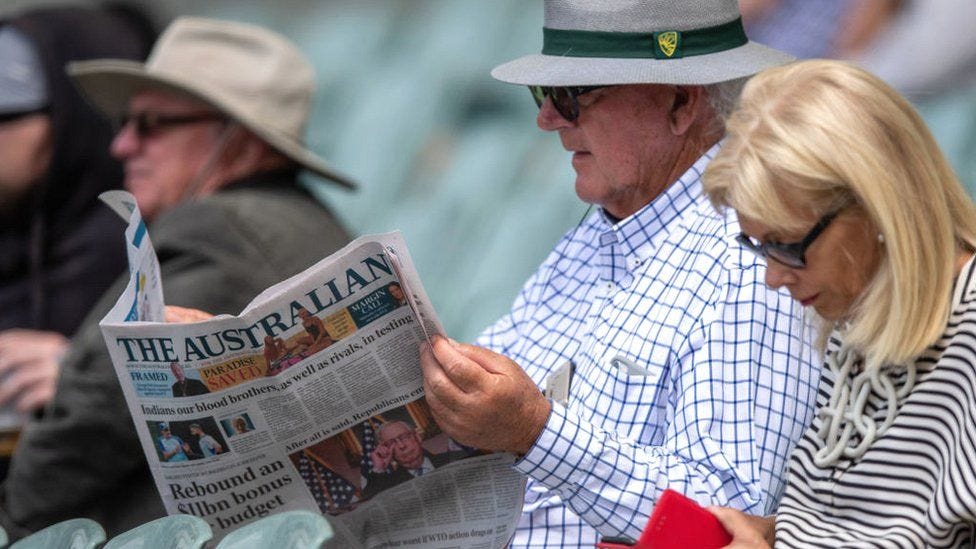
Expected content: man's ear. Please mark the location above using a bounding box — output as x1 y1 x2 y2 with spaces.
221 128 266 171
212 128 280 186
668 85 706 136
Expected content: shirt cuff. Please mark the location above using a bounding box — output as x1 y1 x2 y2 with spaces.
514 401 600 493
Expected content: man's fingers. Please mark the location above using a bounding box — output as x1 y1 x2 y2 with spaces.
165 305 214 323
16 384 54 413
0 331 68 378
0 354 23 375
0 346 48 369
450 342 521 375
422 336 484 394
0 359 58 410
0 368 42 408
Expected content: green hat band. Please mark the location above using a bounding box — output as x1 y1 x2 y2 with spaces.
542 17 747 60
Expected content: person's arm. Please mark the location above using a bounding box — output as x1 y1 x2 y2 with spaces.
423 265 817 540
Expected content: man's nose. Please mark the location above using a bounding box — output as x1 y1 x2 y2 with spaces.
536 97 573 131
110 121 140 160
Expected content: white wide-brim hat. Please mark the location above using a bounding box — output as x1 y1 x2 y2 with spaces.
68 16 356 189
492 0 793 86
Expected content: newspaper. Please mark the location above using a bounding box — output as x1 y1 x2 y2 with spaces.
98 191 525 548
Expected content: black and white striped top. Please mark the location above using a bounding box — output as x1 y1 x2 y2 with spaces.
776 256 976 548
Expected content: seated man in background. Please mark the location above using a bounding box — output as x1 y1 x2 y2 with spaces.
0 5 154 417
0 16 356 539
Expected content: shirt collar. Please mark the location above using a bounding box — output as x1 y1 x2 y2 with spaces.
596 143 720 261
411 456 435 477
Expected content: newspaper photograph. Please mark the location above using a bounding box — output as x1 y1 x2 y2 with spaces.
97 191 524 547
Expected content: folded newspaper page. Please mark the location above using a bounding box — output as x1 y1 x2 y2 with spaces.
98 191 525 547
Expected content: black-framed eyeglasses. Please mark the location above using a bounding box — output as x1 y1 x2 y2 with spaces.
736 209 843 269
528 85 609 122
118 111 225 139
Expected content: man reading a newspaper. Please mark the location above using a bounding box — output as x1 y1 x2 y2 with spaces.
0 17 355 539
418 0 822 546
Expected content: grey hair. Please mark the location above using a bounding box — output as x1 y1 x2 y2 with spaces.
704 77 748 129
377 420 417 439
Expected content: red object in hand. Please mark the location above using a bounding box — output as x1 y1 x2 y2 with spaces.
596 489 732 549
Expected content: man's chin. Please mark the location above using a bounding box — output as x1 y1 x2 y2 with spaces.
573 181 605 210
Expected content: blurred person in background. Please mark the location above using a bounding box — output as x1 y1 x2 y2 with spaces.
419 0 822 545
0 5 154 418
742 0 976 194
705 59 976 548
0 16 355 539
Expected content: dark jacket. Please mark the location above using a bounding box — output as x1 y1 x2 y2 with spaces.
362 450 470 499
0 172 351 538
170 379 210 398
0 6 154 336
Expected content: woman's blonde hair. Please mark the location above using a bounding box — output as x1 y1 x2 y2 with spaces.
703 60 976 369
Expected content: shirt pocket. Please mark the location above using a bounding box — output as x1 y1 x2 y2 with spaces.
589 353 669 443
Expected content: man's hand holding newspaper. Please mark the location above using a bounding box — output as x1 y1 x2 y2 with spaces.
420 338 551 456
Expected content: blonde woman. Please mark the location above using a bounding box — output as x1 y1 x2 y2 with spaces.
702 60 976 547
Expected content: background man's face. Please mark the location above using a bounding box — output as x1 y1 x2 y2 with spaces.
0 114 51 209
110 89 224 221
536 84 686 219
380 423 424 470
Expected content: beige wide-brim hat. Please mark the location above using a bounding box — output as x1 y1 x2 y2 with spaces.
492 0 793 86
69 16 356 190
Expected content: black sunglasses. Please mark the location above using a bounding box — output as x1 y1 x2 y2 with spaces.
118 111 225 139
736 209 843 269
528 85 609 121
0 107 49 125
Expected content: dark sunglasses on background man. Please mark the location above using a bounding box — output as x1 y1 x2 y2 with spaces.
736 208 845 269
0 107 49 124
529 85 609 122
117 111 226 139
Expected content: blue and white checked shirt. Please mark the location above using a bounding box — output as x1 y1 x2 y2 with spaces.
478 145 822 547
